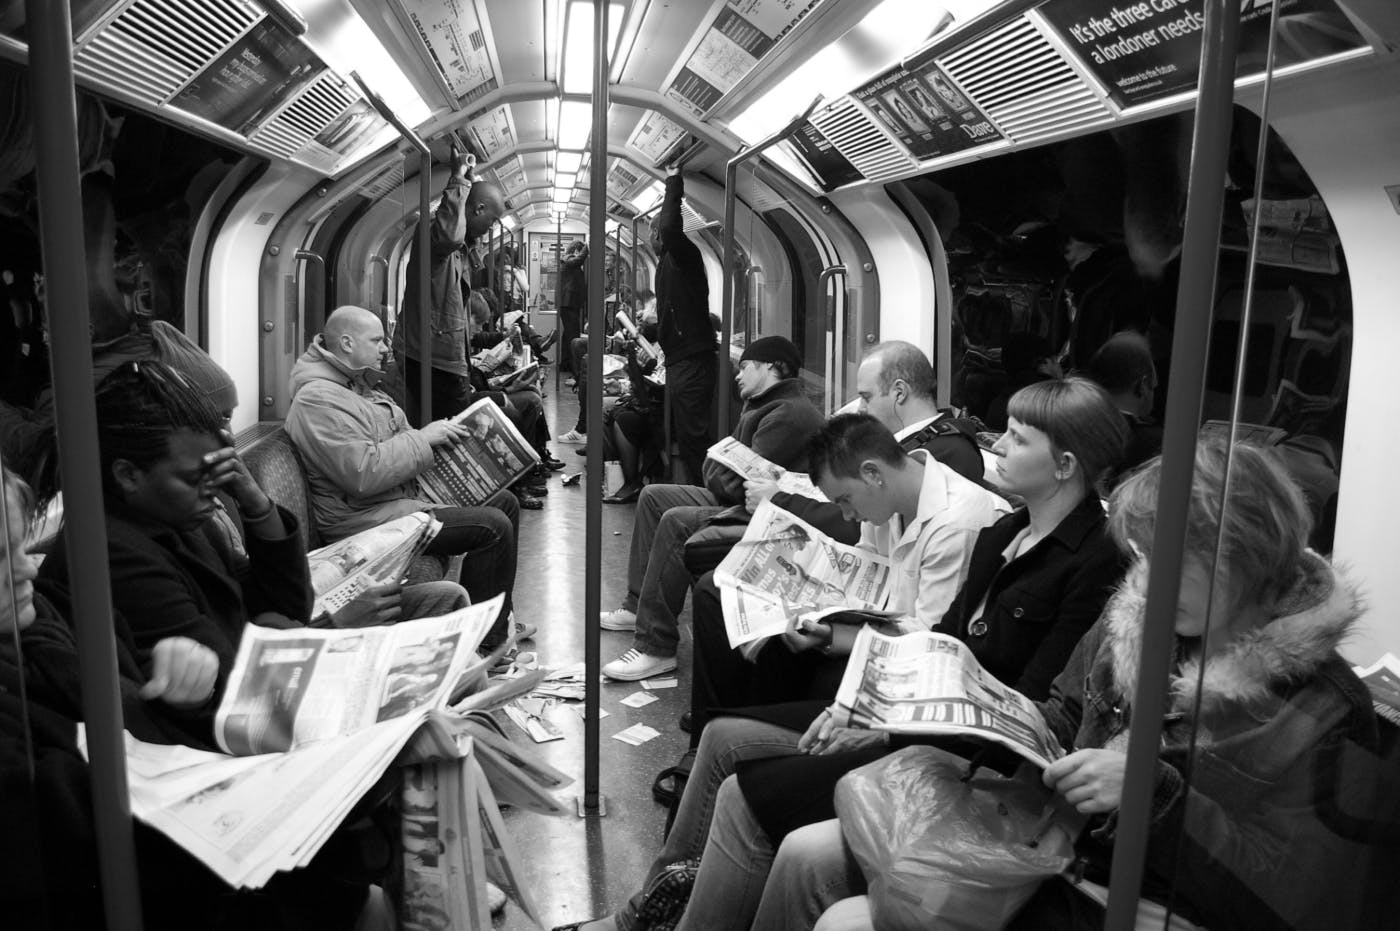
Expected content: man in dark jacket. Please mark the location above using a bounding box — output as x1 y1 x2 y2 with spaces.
600 336 825 681
556 239 587 377
395 147 505 424
652 166 717 484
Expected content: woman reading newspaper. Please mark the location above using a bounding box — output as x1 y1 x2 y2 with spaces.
558 380 1128 931
0 459 386 930
757 440 1380 931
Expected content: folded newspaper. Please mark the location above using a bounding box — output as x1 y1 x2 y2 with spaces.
85 597 504 889
715 499 896 650
419 397 540 507
307 512 441 623
706 437 826 500
1354 653 1400 726
835 625 1065 769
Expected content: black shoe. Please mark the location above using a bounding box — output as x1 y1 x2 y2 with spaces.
603 483 641 504
539 330 558 352
536 354 552 365
513 489 544 509
540 452 566 471
678 711 693 734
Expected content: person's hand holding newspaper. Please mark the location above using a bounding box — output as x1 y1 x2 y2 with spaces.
797 704 888 756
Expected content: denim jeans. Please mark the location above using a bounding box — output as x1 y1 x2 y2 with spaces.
751 819 866 931
613 716 802 931
673 776 775 931
620 484 721 657
426 490 518 646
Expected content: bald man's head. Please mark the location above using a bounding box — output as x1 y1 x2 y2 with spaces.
323 305 388 371
465 181 506 240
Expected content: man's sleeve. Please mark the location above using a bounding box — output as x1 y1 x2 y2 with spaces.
908 523 982 627
288 387 435 497
430 175 470 257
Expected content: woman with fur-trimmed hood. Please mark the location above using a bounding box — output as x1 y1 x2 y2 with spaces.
1018 439 1378 930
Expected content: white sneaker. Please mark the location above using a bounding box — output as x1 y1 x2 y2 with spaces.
557 429 587 444
487 881 507 914
599 608 636 631
602 649 677 681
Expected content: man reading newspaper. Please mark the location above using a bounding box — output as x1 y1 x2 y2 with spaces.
692 413 1008 730
286 306 523 651
599 336 826 681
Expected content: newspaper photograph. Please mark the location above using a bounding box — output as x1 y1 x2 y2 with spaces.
707 436 786 484
835 626 1065 769
715 500 894 648
419 397 540 507
308 512 441 623
215 595 501 756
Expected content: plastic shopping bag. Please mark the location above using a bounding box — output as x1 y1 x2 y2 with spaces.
834 746 1076 931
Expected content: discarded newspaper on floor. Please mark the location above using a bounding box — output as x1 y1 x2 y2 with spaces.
834 625 1065 769
419 397 540 508
715 499 895 649
307 512 441 624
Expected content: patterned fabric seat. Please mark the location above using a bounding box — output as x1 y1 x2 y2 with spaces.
240 425 452 584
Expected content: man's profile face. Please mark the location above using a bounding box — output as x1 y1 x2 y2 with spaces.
345 318 389 370
855 358 900 433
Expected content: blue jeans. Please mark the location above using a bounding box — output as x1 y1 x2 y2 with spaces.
751 819 865 931
614 716 802 931
621 484 721 657
673 776 775 931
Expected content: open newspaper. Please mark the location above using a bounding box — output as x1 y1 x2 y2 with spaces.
307 512 440 623
419 397 540 507
1354 653 1400 726
835 625 1065 769
615 310 660 365
88 597 502 889
706 437 826 500
715 499 896 649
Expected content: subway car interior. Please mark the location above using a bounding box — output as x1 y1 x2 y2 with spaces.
3 0 1400 928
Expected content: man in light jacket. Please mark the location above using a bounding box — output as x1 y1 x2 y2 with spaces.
286 305 519 648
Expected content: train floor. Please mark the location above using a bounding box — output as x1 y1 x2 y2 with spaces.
495 369 694 929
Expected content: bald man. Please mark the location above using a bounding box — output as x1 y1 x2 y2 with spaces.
395 146 506 424
286 305 520 648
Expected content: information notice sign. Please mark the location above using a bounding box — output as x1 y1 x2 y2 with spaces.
853 61 1002 161
665 0 819 115
786 121 862 191
170 18 323 135
1038 0 1365 107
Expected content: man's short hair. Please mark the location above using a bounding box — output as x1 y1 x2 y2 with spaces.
806 413 906 484
1087 330 1155 395
864 341 936 401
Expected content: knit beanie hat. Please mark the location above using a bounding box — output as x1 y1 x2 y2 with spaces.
150 320 239 414
739 335 802 376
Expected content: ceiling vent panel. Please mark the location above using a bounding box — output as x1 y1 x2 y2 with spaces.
809 98 916 184
937 15 1112 147
75 0 261 106
249 72 359 161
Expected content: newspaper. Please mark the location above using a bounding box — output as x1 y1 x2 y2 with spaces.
216 596 501 755
835 625 1065 769
715 499 895 648
706 437 825 500
1354 653 1400 726
419 397 540 507
307 512 441 623
615 310 659 364
84 598 504 889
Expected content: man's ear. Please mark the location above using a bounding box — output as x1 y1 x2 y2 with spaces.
859 460 885 486
111 459 142 497
890 378 908 405
1133 375 1151 399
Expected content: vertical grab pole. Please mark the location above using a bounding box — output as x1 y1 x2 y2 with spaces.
417 149 432 425
1103 1 1241 928
555 214 563 392
26 1 143 928
582 0 611 810
613 219 623 311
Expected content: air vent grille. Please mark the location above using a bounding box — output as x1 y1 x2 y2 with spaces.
735 171 785 213
250 73 359 159
76 0 260 105
360 161 406 202
809 98 916 183
938 16 1112 145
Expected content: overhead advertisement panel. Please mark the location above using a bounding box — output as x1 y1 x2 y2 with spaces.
1038 0 1365 107
466 105 514 159
664 0 820 116
401 0 498 104
628 111 687 165
853 61 1002 161
785 121 862 191
169 17 323 134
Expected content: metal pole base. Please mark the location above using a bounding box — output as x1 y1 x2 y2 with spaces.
575 795 608 818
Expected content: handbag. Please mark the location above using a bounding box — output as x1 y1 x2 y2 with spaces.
834 746 1076 931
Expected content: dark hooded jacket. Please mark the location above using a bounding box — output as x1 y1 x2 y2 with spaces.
652 174 714 363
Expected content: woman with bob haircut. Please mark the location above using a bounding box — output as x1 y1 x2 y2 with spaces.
768 439 1379 931
557 379 1130 931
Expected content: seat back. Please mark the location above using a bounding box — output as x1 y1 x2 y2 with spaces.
239 426 320 549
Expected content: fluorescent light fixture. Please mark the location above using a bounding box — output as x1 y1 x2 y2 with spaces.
561 0 624 95
555 150 584 174
500 214 518 230
631 179 664 213
557 100 593 150
545 97 561 142
554 172 577 189
544 0 561 82
726 0 955 144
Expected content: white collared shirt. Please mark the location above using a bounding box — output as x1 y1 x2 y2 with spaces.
858 449 1011 627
